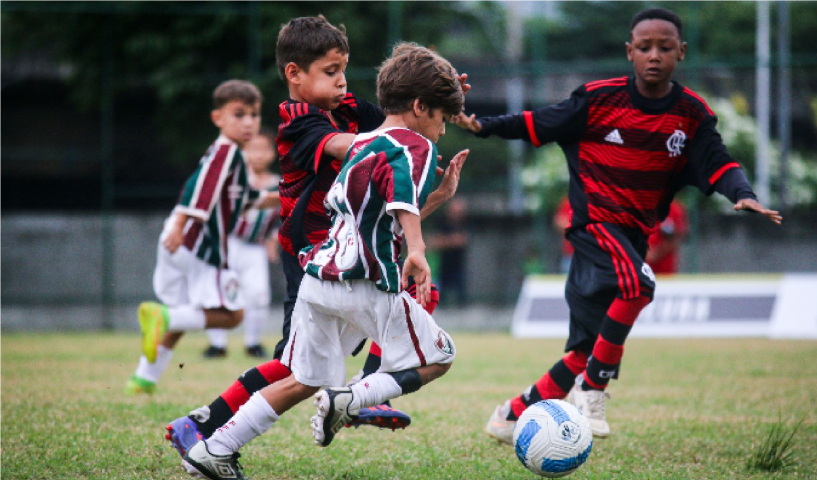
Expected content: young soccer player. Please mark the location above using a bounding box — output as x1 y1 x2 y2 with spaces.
182 42 468 480
164 17 469 457
203 127 281 359
453 7 782 442
124 80 279 394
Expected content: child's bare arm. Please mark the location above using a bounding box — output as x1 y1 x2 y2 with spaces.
254 190 281 210
163 213 190 253
734 198 783 225
421 149 469 220
396 209 431 306
323 133 357 159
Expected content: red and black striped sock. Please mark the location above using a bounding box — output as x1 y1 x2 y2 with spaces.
197 359 291 437
508 350 587 420
582 296 650 391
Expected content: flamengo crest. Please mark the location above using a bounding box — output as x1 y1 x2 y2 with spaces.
666 129 687 157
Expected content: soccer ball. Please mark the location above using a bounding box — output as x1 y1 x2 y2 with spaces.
513 400 593 478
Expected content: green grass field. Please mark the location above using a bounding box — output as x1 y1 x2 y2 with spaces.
3 332 816 479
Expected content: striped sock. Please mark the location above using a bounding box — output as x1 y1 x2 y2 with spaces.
508 350 587 420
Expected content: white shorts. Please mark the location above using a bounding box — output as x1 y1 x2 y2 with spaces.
282 275 456 388
152 222 243 311
227 236 270 308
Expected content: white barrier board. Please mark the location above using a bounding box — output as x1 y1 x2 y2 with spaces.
511 274 817 339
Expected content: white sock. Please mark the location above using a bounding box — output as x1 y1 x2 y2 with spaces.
207 329 229 348
243 307 267 347
167 305 206 331
134 346 173 382
349 373 403 410
207 392 279 456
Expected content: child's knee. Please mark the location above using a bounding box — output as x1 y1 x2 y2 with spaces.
225 309 244 328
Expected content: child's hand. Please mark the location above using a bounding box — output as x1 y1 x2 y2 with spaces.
435 150 469 202
451 113 481 133
457 73 471 96
162 228 184 253
734 198 782 225
402 251 432 307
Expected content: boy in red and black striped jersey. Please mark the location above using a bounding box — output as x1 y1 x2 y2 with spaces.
455 8 781 442
166 18 466 461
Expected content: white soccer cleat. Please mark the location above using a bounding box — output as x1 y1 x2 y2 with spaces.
311 387 359 447
484 401 516 445
567 384 611 438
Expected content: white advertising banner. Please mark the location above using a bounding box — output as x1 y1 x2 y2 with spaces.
511 274 817 339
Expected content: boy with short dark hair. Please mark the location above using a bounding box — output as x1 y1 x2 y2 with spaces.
182 42 468 480
203 126 281 359
125 80 280 394
165 15 469 459
455 7 781 442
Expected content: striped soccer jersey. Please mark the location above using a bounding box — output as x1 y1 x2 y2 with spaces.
174 135 259 268
276 93 385 256
300 127 438 294
477 76 756 236
232 189 280 245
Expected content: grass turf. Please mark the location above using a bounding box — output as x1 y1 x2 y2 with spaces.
2 332 816 479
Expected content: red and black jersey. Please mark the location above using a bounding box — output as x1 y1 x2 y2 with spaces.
476 76 756 236
276 93 385 255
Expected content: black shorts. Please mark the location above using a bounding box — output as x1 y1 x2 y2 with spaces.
563 223 655 354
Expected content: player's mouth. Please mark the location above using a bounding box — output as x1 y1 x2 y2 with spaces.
645 67 662 76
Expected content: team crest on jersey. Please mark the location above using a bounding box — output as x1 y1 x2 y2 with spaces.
225 278 240 302
435 330 454 356
641 263 656 282
666 130 687 157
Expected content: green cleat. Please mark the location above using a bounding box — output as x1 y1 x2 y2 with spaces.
139 302 169 363
125 374 156 395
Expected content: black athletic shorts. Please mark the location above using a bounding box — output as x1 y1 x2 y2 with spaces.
563 223 655 354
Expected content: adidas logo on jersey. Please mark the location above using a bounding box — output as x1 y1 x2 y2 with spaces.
604 129 624 145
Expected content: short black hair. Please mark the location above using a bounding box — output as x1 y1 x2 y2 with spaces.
630 8 683 39
275 15 349 82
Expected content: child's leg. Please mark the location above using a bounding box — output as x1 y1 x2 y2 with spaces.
581 295 650 390
204 377 318 456
205 329 229 352
506 350 588 420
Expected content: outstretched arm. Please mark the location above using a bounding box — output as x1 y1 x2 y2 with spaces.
397 209 431 307
421 149 469 220
451 113 482 134
734 198 782 225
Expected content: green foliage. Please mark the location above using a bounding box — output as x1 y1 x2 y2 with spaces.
747 413 806 472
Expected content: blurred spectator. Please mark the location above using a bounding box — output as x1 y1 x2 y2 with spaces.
553 196 574 274
429 197 469 306
646 201 688 274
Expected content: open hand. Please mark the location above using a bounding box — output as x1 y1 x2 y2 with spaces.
734 198 782 225
451 112 481 133
402 252 431 307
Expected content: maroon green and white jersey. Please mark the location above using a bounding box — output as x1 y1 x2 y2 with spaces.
174 135 259 268
233 185 280 245
300 128 437 293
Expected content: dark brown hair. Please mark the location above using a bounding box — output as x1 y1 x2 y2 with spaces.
376 42 463 117
276 15 349 82
213 80 262 109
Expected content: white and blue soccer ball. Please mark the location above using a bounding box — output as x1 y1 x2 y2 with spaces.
513 400 593 478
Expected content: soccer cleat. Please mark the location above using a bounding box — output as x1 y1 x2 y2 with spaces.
485 401 516 445
183 440 246 480
202 345 228 359
124 374 156 395
166 416 204 458
567 384 611 438
138 301 169 363
244 344 268 358
311 387 359 447
348 404 411 430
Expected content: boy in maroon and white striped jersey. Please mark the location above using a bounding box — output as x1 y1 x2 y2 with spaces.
454 7 781 442
125 80 280 395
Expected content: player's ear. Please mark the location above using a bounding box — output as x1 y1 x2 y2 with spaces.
412 99 425 117
678 41 687 62
625 41 634 62
211 109 223 128
285 62 301 84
